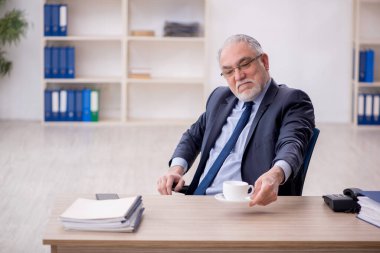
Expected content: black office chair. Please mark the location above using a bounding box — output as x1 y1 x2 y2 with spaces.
293 127 320 196
175 128 320 196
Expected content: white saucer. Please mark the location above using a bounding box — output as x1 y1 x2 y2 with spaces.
214 193 251 203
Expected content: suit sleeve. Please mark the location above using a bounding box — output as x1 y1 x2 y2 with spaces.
273 89 315 179
169 112 206 170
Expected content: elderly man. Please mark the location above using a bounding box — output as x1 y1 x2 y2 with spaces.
157 34 315 206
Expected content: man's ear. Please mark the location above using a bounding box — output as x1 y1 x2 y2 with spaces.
261 53 270 70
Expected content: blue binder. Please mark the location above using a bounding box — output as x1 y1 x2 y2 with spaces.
44 4 52 36
374 94 380 125
51 47 59 78
364 94 374 125
51 4 60 36
358 93 365 125
82 89 92 122
59 4 68 36
66 47 75 78
44 89 53 121
67 90 75 121
59 47 67 78
44 47 52 78
51 90 60 121
59 90 68 121
365 49 374 83
75 90 83 121
359 50 366 82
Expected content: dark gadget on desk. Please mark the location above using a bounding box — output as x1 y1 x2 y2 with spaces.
95 193 120 200
322 188 363 213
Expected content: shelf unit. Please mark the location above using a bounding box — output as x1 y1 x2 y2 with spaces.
42 0 208 125
352 0 380 125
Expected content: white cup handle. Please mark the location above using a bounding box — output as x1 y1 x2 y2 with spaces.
248 185 254 195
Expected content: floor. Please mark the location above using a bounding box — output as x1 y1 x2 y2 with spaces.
0 121 379 253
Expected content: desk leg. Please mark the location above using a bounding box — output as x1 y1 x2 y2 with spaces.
51 245 57 253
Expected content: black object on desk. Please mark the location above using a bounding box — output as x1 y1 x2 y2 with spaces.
323 188 363 213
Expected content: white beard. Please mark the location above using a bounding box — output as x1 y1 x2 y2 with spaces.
234 79 263 102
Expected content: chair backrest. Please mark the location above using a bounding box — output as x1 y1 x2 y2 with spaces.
293 128 320 196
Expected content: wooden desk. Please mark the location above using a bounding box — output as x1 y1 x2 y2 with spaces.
43 195 380 253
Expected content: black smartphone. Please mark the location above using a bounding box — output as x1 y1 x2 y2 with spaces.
95 193 120 200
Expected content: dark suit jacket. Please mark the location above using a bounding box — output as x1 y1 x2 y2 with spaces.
171 79 315 195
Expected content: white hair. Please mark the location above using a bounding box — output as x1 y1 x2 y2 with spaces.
218 34 264 61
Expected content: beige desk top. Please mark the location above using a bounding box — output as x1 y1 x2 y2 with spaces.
43 195 380 251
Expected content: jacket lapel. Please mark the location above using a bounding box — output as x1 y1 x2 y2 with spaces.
201 95 237 166
244 80 279 150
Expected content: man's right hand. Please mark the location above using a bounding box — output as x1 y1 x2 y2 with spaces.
157 166 186 195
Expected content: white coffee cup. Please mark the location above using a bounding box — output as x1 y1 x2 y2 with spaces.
223 181 254 201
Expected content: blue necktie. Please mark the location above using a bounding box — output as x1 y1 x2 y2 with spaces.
194 101 254 195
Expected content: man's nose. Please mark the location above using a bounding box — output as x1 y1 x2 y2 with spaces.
234 67 245 81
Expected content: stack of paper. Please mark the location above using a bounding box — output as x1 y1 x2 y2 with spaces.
357 191 380 228
60 196 144 232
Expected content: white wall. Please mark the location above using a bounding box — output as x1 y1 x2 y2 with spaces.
0 0 353 122
0 0 41 120
207 0 353 123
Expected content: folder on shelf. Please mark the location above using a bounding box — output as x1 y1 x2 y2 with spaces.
59 47 67 78
59 90 68 121
44 4 52 36
75 90 83 121
358 93 365 124
365 49 374 83
51 90 60 121
66 47 75 79
90 89 99 122
44 89 53 121
67 90 75 121
374 95 380 125
365 94 373 124
51 47 59 78
51 4 60 36
59 4 68 36
82 89 92 122
44 47 52 78
359 50 366 82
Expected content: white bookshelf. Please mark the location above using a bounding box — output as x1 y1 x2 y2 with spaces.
127 36 205 42
352 0 380 126
42 0 207 125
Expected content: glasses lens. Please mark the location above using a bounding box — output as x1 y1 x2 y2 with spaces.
222 69 233 77
239 60 253 70
221 55 261 77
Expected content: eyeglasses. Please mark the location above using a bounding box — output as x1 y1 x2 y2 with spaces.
220 54 262 77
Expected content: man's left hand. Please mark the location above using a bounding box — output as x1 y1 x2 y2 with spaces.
249 165 285 206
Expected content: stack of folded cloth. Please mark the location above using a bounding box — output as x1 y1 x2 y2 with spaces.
60 195 144 232
163 21 200 37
